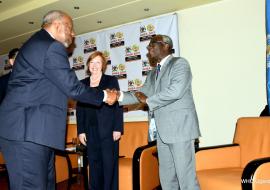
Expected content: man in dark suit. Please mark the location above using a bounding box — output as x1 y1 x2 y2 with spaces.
0 48 19 104
0 10 117 190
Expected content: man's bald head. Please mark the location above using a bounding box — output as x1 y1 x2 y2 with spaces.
42 10 75 48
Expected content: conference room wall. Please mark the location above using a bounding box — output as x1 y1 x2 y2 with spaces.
177 0 265 146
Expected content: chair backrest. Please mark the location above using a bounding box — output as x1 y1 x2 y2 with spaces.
119 121 149 158
55 154 70 183
233 117 270 168
0 152 4 165
66 124 78 144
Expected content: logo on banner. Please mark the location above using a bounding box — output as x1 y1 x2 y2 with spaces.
110 32 125 48
84 38 97 53
128 78 143 91
72 56 85 70
112 63 127 79
140 24 156 41
125 44 141 62
103 50 111 65
142 60 152 76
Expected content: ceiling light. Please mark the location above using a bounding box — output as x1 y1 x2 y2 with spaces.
74 6 80 10
97 20 102 24
144 8 150 12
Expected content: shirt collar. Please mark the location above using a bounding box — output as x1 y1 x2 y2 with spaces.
158 54 170 69
44 29 55 39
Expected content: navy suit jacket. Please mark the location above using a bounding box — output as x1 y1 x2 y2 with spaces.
0 29 104 150
76 75 123 139
0 72 11 104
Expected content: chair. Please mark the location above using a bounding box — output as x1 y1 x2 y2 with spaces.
0 152 9 188
196 117 270 190
66 124 79 170
132 139 199 190
54 124 84 189
119 121 149 190
0 152 6 173
55 150 72 190
132 141 160 190
65 124 87 188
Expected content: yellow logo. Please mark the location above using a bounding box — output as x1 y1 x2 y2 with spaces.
147 24 155 32
77 56 84 63
132 44 139 52
134 79 142 87
103 50 110 58
89 38 96 44
115 32 123 39
118 64 126 72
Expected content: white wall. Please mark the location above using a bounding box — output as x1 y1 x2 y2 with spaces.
177 0 266 146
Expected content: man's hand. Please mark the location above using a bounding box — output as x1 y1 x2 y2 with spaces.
105 89 118 105
135 92 147 104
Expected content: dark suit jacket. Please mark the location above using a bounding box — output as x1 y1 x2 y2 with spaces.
0 72 11 104
76 75 123 139
0 29 104 150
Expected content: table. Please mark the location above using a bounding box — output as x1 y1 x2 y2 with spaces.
56 144 88 190
65 144 88 190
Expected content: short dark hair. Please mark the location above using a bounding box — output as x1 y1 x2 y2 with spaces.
150 35 173 53
8 48 19 59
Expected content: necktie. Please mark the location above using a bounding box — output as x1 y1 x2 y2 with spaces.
156 64 161 80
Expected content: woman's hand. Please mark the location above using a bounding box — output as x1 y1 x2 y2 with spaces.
78 133 87 146
113 131 121 141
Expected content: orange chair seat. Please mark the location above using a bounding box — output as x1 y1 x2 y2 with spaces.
119 121 148 190
197 167 243 190
119 158 133 190
196 116 270 190
55 155 70 183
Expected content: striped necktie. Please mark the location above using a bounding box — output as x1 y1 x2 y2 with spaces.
156 64 161 80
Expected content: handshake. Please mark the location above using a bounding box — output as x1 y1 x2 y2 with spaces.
105 89 120 105
104 89 148 105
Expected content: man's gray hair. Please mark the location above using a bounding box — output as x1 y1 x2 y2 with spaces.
41 10 67 27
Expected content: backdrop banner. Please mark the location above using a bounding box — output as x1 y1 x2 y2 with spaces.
69 13 179 121
0 13 180 121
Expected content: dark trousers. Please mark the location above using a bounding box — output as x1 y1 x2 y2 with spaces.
87 136 119 190
0 137 55 190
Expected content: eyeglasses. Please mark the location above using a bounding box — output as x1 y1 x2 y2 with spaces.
146 41 167 50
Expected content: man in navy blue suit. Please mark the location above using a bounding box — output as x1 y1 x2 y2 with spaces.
0 10 117 190
0 48 19 104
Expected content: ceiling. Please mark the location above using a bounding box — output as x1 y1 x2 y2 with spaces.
0 0 220 56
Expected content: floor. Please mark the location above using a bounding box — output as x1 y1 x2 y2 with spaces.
0 172 86 190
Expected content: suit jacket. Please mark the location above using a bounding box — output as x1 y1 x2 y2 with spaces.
121 55 201 143
76 75 123 139
0 29 104 150
0 72 11 104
